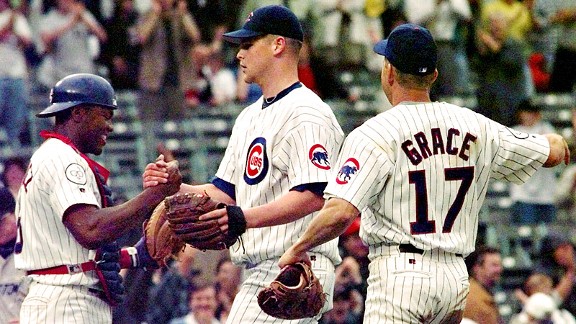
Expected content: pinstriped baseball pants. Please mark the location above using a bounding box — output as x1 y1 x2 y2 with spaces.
364 246 469 324
19 281 111 324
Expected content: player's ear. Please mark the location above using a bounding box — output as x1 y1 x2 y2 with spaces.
431 69 439 84
272 36 285 54
387 63 395 86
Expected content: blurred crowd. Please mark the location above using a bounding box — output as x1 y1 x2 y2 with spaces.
2 0 576 323
2 0 576 149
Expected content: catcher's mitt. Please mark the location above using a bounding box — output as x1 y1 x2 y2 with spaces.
257 262 326 320
144 201 186 267
165 192 246 250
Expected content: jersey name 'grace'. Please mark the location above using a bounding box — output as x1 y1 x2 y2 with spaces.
401 127 478 166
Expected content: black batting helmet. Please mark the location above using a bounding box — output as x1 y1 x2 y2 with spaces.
37 73 118 118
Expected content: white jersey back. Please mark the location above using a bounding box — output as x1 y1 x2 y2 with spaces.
216 85 344 265
15 139 100 286
325 102 549 257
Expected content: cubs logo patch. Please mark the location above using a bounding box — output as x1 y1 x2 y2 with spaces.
309 144 330 170
65 163 87 185
336 158 360 185
244 137 269 185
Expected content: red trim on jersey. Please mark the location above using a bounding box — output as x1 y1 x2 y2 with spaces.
26 261 97 275
40 130 111 207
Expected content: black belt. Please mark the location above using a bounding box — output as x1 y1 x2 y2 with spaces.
399 244 463 257
399 244 424 254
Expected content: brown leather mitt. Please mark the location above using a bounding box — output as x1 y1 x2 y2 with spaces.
144 200 186 267
165 192 246 251
257 262 326 320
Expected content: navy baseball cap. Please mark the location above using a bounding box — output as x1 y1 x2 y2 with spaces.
373 23 437 76
0 187 15 219
223 5 304 44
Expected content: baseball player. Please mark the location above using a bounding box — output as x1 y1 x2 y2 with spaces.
15 73 181 323
144 5 344 323
279 23 570 323
0 187 25 323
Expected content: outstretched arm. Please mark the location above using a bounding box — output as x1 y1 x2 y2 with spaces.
278 197 359 267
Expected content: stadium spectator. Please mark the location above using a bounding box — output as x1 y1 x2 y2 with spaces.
338 217 368 294
1 156 28 198
136 0 200 121
36 0 107 89
313 0 370 70
474 11 531 126
539 1 576 93
201 50 237 107
213 258 241 322
510 292 576 324
146 247 199 324
509 99 559 225
169 283 220 324
515 272 576 314
0 187 25 324
532 231 576 316
320 285 363 324
99 0 140 90
0 0 34 149
480 0 532 44
463 245 504 324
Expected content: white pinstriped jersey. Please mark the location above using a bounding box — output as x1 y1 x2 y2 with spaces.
215 84 344 266
14 138 100 286
325 102 549 257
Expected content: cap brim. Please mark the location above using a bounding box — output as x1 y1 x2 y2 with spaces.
373 39 388 56
223 29 265 44
36 102 117 118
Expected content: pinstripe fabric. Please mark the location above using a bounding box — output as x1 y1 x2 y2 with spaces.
15 138 107 321
216 86 344 266
364 250 468 324
226 255 335 323
216 85 344 323
324 101 550 322
326 102 549 256
19 282 111 324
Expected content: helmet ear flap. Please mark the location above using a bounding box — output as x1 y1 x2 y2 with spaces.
37 73 118 118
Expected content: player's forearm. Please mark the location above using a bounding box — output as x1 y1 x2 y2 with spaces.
179 183 235 205
67 189 175 248
244 190 324 228
543 133 570 167
291 198 359 254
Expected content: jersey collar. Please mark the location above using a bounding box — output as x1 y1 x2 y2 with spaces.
261 82 302 109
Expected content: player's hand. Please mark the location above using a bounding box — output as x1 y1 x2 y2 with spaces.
198 207 230 234
142 154 170 188
161 160 182 196
278 246 311 268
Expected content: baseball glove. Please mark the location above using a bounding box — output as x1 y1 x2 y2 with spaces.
144 201 186 267
257 262 326 320
165 192 246 251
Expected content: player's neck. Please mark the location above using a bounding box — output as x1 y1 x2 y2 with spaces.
260 66 299 98
391 89 432 106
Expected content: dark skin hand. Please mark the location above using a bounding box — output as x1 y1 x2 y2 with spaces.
64 160 181 249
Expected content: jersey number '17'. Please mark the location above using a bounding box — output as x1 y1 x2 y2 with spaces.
409 166 474 235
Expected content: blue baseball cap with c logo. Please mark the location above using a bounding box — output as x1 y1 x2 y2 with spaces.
223 5 304 44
